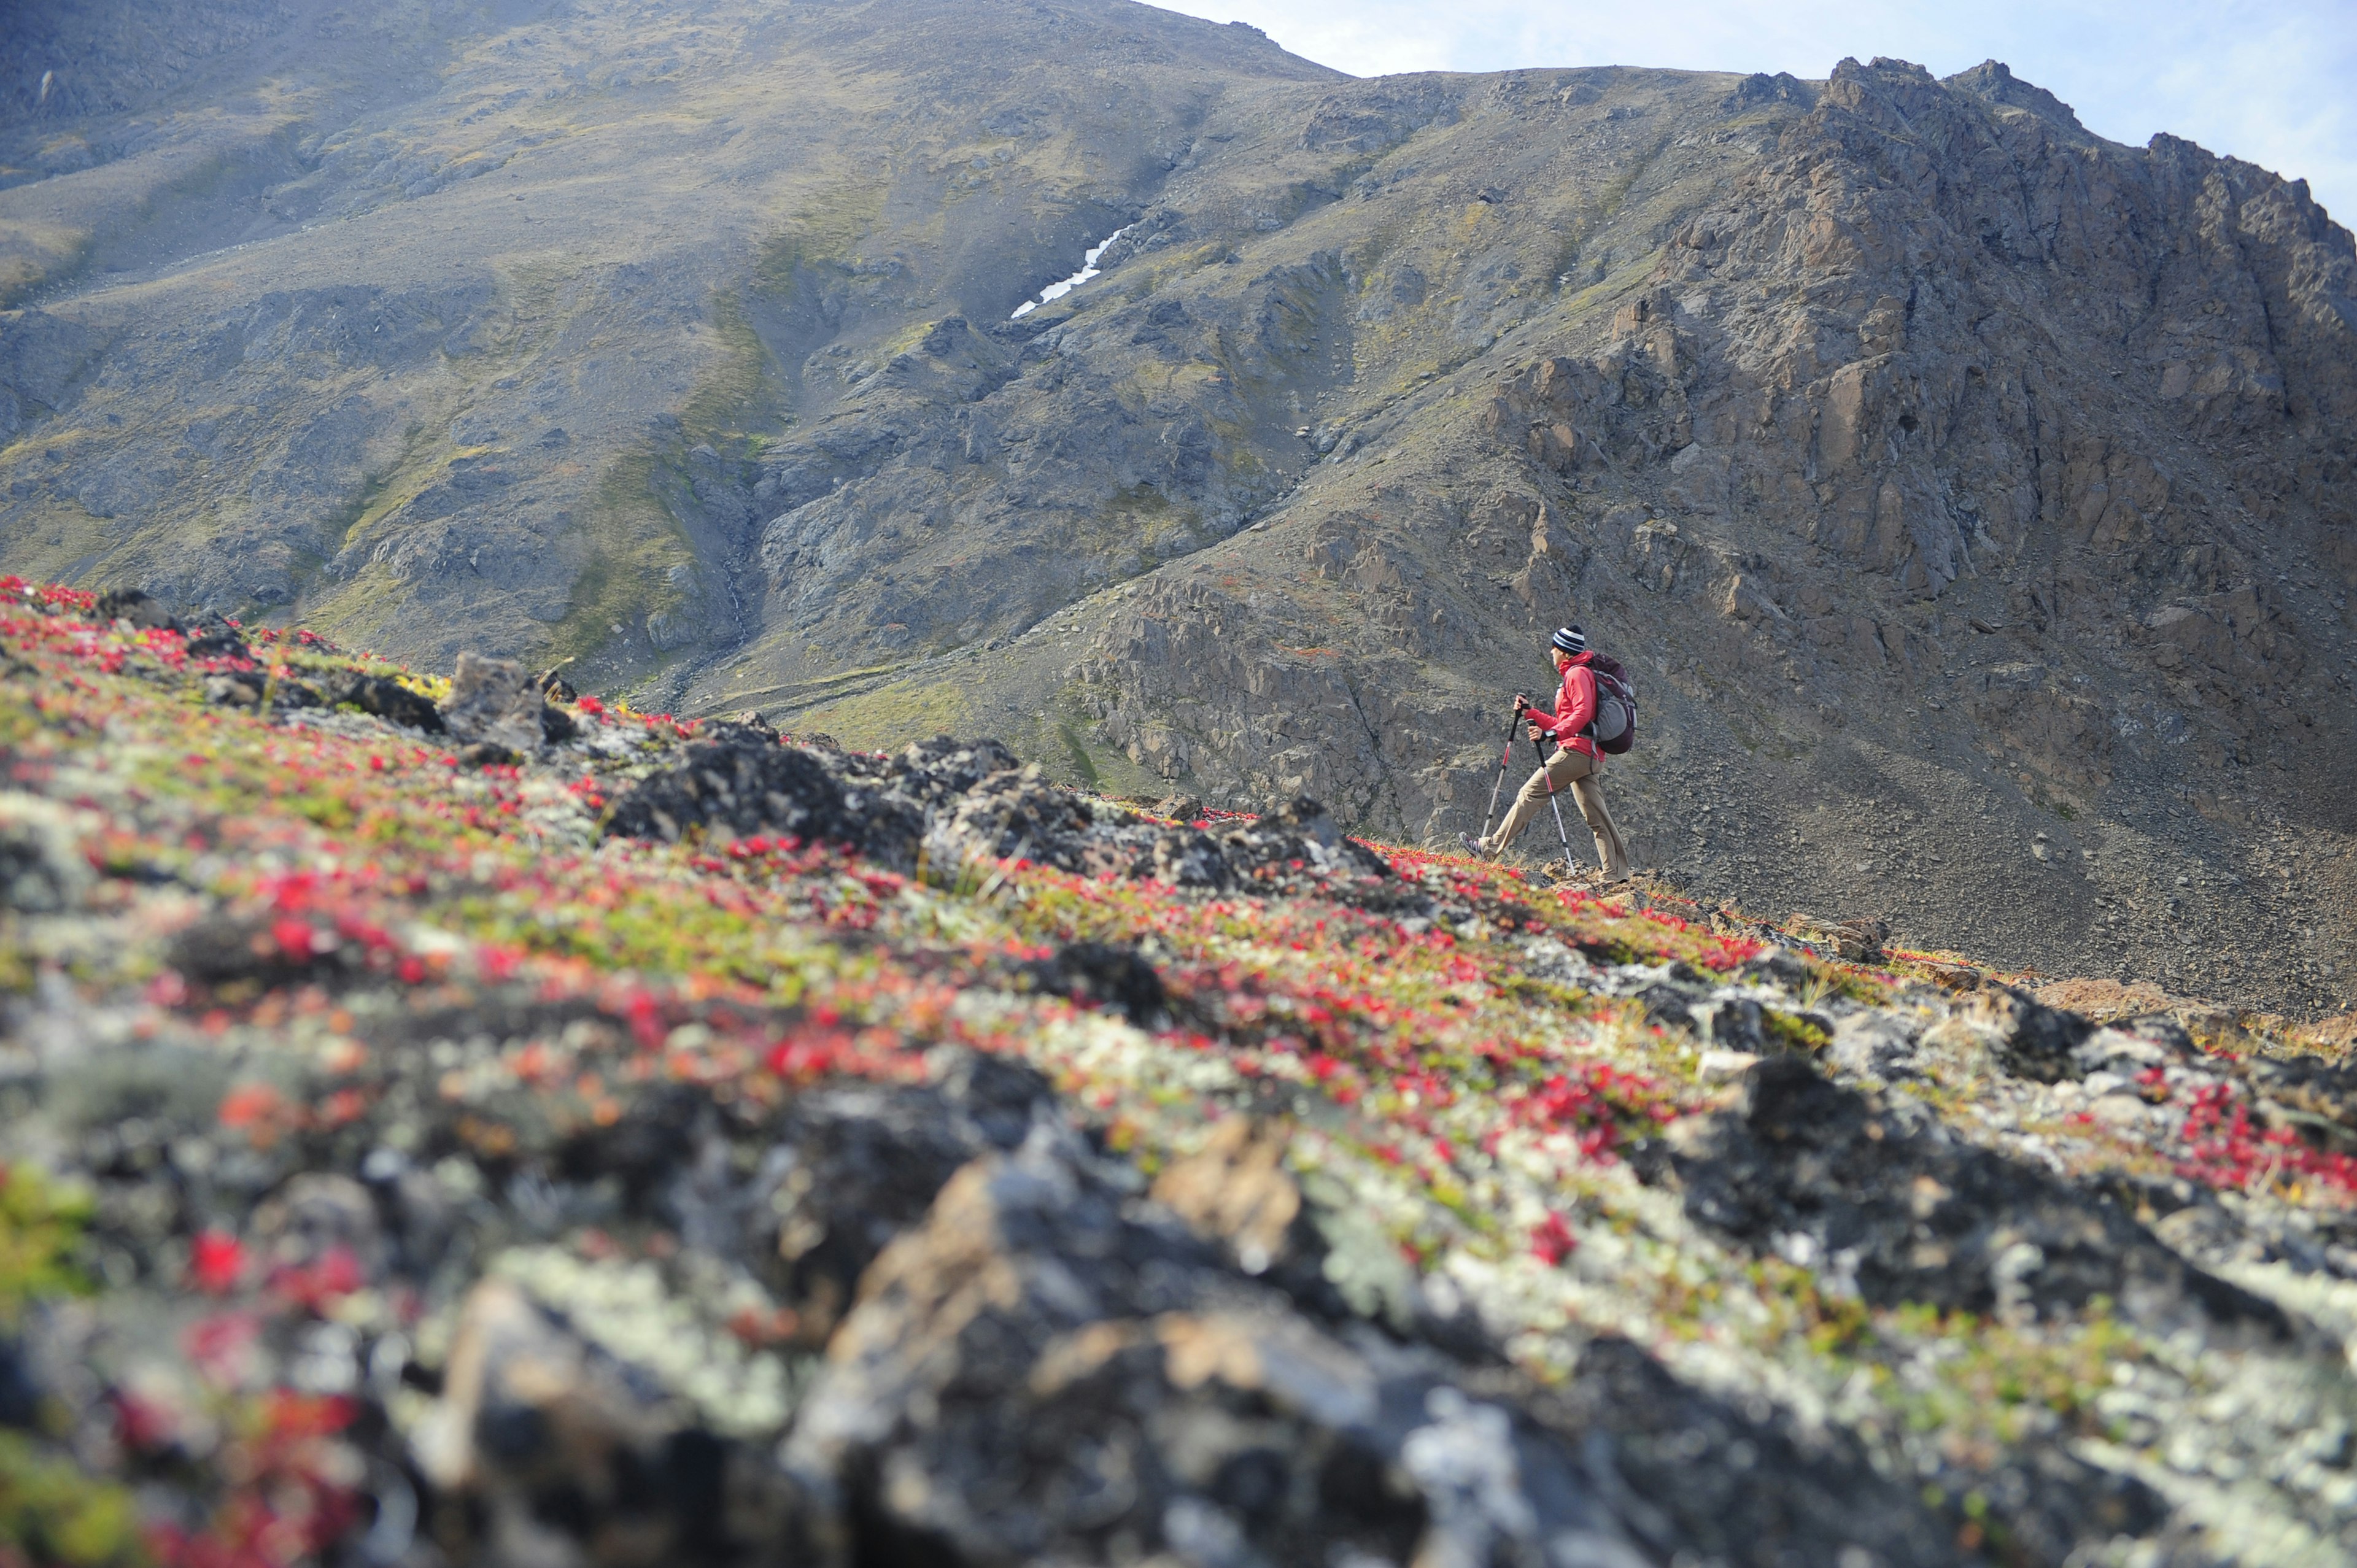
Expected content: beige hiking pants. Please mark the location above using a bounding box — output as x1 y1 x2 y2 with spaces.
1489 746 1631 879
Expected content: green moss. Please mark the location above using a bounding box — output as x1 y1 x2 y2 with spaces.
679 290 783 453
295 486 378 593
1577 935 1654 968
0 1170 120 1565
1500 975 1589 1010
1058 720 1100 787
791 674 968 748
1878 1299 2144 1450
0 227 93 311
303 563 411 655
1118 241 1233 301
543 450 695 668
874 317 945 364
1205 422 1273 480
0 257 43 310
0 1433 142 1568
1762 1008 1831 1054
753 179 891 296
0 1164 91 1324
1072 483 1202 573
548 279 796 669
0 490 115 588
1593 136 1667 228
299 422 486 645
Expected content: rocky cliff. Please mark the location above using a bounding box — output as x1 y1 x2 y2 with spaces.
1 1 2350 1012
5 581 2357 1566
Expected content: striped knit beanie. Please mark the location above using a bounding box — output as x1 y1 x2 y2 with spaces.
1550 625 1587 657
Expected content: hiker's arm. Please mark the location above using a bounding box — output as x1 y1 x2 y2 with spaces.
1542 672 1596 740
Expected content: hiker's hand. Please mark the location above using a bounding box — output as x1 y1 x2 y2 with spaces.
1512 694 1530 714
1528 722 1546 742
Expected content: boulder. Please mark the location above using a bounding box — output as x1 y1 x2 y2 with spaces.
96 587 179 631
320 670 445 733
603 729 881 852
1933 984 2097 1081
444 652 562 754
889 735 1020 805
178 611 249 662
927 765 1097 868
784 1136 1652 1568
0 792 90 913
1152 825 1231 887
1669 1056 2287 1338
748 1057 1058 1343
409 1276 819 1567
1013 941 1167 1027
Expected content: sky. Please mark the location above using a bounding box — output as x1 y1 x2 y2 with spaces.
1149 1 2357 225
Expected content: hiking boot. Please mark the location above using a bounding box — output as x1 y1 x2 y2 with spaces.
1458 832 1491 857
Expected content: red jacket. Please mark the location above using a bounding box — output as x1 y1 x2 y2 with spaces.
1527 655 1598 757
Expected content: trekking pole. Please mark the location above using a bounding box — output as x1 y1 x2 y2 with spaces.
1474 700 1526 846
1531 733 1581 875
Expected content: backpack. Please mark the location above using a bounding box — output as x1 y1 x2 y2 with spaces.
1585 653 1637 754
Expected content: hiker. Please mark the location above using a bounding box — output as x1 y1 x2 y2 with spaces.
1462 625 1632 879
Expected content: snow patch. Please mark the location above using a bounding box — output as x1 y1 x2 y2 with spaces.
1010 225 1132 319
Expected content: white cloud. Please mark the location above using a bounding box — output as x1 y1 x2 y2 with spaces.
1151 0 2357 225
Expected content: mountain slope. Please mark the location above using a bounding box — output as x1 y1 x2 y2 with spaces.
1 4 2351 1012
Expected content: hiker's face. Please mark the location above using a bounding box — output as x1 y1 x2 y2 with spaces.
1552 650 1572 672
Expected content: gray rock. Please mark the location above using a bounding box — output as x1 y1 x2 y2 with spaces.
1956 985 2097 1082
2072 1019 2197 1076
1671 1056 2288 1344
201 672 263 707
1152 825 1231 887
444 652 560 754
0 792 89 913
410 1276 818 1567
1825 1010 1921 1079
791 1133 1907 1568
1736 944 1811 992
1693 995 1767 1053
319 669 446 732
750 1058 1057 1343
95 587 179 631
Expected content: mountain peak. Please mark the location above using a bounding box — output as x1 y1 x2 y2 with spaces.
1945 57 2091 136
